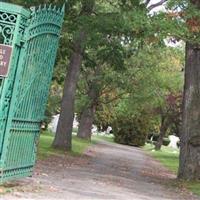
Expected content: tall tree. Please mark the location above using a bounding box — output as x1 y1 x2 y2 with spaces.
52 0 95 150
76 0 171 140
178 0 200 180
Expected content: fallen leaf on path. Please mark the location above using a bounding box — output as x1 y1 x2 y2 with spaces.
41 173 48 177
0 187 5 193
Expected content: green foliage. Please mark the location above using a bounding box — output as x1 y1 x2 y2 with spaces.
163 138 170 146
106 46 184 145
94 102 116 131
112 113 150 147
9 0 187 149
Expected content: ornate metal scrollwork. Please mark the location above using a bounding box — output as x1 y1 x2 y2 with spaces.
0 11 17 45
0 24 15 44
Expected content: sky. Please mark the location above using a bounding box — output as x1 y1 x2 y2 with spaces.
148 0 182 47
148 0 166 12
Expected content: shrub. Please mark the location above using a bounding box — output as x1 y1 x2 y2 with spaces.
112 116 149 147
163 138 170 146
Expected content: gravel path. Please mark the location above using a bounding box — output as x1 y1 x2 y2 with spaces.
1 140 199 200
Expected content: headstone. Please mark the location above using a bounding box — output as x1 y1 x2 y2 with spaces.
92 125 98 134
168 135 180 149
106 126 112 134
48 114 60 133
48 113 79 133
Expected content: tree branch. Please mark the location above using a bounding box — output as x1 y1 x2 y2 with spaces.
148 0 168 11
145 0 151 7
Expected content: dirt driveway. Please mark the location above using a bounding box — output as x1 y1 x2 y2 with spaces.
1 140 199 200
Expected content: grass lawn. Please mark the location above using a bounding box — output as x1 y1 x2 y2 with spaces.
38 131 91 159
143 144 179 173
38 132 115 159
92 134 114 143
143 143 200 196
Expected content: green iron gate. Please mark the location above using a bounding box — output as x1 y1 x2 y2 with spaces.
0 2 64 183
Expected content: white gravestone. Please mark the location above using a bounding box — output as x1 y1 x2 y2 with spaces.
48 114 79 133
168 135 180 149
48 114 59 133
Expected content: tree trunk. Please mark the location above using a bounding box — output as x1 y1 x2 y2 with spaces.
77 104 96 140
52 1 95 151
178 42 200 180
155 116 168 150
52 31 86 151
77 65 100 140
178 0 200 180
77 82 99 139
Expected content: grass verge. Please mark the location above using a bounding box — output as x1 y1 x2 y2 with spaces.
143 144 179 173
0 132 91 194
143 143 200 196
38 131 91 159
185 181 200 196
92 134 114 143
